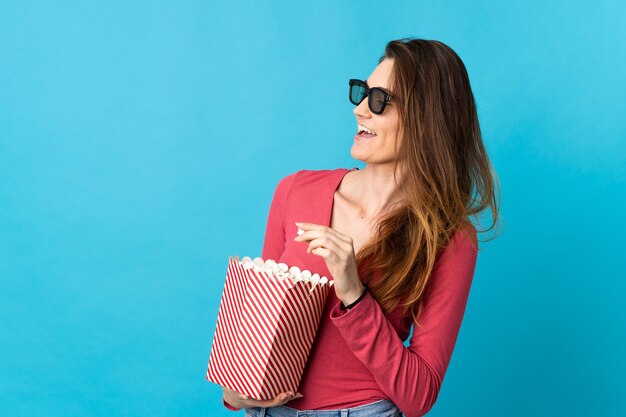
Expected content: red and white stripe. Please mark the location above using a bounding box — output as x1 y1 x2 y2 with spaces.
206 256 331 400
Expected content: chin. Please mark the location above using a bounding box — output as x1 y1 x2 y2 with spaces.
349 148 369 162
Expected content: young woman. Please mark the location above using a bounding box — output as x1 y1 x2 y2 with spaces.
221 37 500 417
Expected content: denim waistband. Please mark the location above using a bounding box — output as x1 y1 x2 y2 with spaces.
243 398 402 417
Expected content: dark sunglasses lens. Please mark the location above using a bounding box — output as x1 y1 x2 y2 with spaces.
349 82 366 105
369 88 386 114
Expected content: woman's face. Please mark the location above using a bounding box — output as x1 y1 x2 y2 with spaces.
351 58 401 164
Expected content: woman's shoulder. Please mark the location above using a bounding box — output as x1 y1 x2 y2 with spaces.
456 220 478 251
275 167 353 189
287 167 353 178
440 221 479 260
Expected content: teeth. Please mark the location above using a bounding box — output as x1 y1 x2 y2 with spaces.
357 124 376 135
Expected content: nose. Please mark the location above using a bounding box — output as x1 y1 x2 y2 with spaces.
353 97 371 118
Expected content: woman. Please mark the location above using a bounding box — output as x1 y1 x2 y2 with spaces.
221 37 500 417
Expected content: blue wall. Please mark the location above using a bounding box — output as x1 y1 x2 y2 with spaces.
1 1 624 416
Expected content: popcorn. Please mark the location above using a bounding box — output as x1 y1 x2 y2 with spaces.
206 255 334 400
237 255 333 288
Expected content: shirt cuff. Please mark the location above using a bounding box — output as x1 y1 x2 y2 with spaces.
329 290 373 319
223 398 241 411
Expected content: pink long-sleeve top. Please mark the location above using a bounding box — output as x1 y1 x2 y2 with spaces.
222 167 479 417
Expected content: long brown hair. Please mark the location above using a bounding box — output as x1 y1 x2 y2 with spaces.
356 37 501 327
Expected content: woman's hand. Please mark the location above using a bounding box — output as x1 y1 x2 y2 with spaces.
294 222 365 305
222 386 302 409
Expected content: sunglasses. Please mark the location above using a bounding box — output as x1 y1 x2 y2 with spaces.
348 78 393 114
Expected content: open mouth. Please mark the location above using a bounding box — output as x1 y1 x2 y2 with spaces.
356 124 377 138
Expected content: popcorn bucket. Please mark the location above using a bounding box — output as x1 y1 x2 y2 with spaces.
205 255 333 400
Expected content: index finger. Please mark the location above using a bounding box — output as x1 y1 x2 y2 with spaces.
296 221 351 244
295 222 324 229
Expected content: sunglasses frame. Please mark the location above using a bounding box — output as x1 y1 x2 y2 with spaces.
348 78 393 114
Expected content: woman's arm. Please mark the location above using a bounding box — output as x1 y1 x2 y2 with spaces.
221 171 298 412
329 227 479 417
261 171 298 261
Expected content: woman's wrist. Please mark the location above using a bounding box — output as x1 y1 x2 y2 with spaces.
340 284 368 311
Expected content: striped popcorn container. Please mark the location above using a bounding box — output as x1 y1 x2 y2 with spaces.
205 255 333 400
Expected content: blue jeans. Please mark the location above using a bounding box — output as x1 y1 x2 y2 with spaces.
243 399 402 417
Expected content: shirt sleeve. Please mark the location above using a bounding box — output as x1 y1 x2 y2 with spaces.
329 227 479 417
222 398 241 412
261 171 298 261
221 171 298 412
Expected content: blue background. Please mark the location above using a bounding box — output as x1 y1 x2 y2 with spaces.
1 1 625 416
